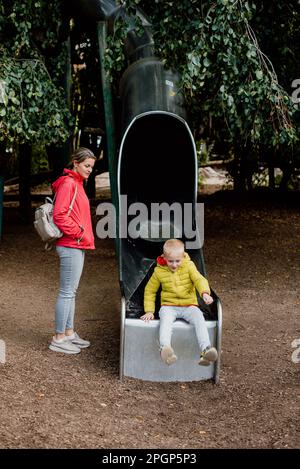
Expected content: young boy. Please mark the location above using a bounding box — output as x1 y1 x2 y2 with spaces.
141 239 218 366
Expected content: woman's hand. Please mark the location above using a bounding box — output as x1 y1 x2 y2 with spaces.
140 312 154 322
202 293 214 305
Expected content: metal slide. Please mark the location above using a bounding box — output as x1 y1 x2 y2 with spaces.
71 0 222 382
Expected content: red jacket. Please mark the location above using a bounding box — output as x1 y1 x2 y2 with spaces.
52 169 95 250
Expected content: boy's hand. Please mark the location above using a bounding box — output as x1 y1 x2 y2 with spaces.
140 312 154 322
202 293 214 305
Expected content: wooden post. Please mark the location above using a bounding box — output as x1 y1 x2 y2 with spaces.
46 37 72 181
97 22 117 199
19 143 32 223
97 21 119 253
268 164 275 189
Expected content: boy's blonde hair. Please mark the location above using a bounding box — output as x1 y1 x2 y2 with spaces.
163 239 185 257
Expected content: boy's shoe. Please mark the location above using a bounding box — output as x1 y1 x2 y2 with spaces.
199 346 218 366
49 337 81 355
160 345 177 365
66 332 90 349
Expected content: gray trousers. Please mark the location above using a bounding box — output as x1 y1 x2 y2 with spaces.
159 305 211 353
55 246 85 333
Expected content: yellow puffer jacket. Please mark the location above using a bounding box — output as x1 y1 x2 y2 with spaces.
144 253 211 313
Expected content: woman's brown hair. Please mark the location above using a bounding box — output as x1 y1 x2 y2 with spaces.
71 147 96 165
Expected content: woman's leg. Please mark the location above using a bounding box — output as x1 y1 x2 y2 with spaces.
55 247 85 336
65 250 85 334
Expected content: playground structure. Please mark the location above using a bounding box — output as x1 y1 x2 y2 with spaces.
1 0 222 382
117 60 222 383
71 0 222 382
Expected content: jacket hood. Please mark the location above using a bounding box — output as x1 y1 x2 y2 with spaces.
156 252 190 267
52 168 84 193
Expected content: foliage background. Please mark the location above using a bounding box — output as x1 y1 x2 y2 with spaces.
0 0 73 172
0 0 299 188
106 0 300 187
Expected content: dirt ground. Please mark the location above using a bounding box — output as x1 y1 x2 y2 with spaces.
0 189 299 449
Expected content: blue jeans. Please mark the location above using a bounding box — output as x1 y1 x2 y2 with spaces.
55 246 85 334
159 305 211 352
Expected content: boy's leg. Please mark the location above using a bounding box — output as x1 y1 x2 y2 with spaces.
180 306 211 352
159 307 178 365
179 306 218 366
159 306 177 348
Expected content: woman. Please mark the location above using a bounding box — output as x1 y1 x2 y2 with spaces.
49 147 96 354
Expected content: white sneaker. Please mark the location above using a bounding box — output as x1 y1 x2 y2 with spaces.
160 345 177 365
49 337 81 354
199 346 218 366
66 332 90 349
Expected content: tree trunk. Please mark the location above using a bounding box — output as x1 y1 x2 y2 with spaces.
268 164 275 189
19 144 32 223
279 165 292 191
233 154 247 192
0 175 4 240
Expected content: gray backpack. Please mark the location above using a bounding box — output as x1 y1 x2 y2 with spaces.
34 185 77 250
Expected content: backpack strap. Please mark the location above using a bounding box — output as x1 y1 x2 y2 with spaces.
44 182 78 251
52 179 78 215
67 184 78 216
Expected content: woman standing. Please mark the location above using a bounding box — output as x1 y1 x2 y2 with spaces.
49 147 96 354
